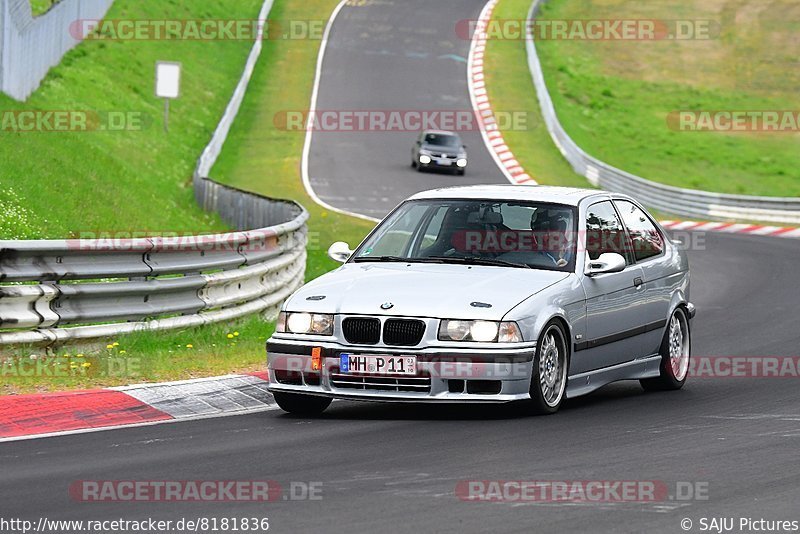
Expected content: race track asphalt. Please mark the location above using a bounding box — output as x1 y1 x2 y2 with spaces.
307 0 508 219
2 1 799 533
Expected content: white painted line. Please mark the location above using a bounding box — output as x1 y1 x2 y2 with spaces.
300 0 380 223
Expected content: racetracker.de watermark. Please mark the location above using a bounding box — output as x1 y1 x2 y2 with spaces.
1 355 143 380
668 110 800 132
1 110 148 133
457 19 720 41
273 110 534 132
69 480 323 502
70 19 326 41
456 480 709 502
689 357 800 378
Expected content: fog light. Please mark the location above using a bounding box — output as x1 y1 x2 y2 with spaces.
419 155 432 164
456 158 467 168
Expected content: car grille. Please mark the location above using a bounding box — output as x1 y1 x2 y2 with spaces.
383 319 426 346
330 370 432 393
342 317 381 345
431 153 456 159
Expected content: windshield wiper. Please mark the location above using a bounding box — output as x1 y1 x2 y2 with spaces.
352 256 447 263
352 255 532 269
425 256 532 269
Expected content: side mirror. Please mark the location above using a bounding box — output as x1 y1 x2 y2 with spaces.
415 140 422 145
462 144 467 150
585 252 626 276
328 241 353 263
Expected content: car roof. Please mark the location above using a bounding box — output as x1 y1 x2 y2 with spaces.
408 184 622 207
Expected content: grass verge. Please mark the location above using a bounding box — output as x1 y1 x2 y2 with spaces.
530 0 800 197
1 0 321 393
1 0 264 238
1 315 272 395
212 0 376 280
483 0 588 189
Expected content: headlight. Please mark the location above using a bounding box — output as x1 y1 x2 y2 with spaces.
419 155 432 164
438 320 522 343
456 158 467 168
277 311 334 335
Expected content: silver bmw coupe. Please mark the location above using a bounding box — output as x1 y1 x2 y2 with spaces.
267 185 694 415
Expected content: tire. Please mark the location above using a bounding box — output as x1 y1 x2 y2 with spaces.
273 391 332 415
641 307 691 391
411 160 417 168
457 169 465 176
527 321 569 415
416 165 424 173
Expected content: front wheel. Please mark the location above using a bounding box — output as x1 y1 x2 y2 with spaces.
527 321 569 415
273 391 332 415
641 307 691 391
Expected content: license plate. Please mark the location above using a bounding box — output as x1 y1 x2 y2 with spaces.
437 158 451 166
339 354 417 376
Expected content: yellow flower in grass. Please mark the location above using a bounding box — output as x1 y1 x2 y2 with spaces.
119 350 127 354
186 344 194 349
233 331 240 337
112 342 119 347
226 333 234 339
106 344 114 350
81 362 91 368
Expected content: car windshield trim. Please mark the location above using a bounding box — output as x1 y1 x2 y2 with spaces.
352 255 532 269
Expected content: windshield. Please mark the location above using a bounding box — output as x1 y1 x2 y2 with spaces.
424 133 461 148
352 199 578 272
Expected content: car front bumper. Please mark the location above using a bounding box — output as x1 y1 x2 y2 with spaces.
266 339 536 403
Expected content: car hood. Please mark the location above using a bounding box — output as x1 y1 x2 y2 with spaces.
285 263 570 320
421 144 462 154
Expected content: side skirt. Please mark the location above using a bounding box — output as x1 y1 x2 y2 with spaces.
566 355 662 399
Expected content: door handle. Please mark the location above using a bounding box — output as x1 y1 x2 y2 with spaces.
634 277 644 288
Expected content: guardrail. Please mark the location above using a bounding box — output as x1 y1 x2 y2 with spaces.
0 0 309 348
0 205 307 347
525 0 800 225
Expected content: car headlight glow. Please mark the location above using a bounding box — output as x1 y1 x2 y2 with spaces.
278 311 334 335
419 155 432 164
456 158 467 168
438 320 522 343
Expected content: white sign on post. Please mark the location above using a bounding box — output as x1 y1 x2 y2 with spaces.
155 61 181 131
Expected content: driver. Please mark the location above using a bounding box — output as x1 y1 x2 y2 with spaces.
531 208 573 267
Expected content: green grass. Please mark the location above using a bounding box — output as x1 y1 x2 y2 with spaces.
1 315 272 394
1 0 266 238
531 0 800 197
29 0 58 17
212 0 376 280
1 0 319 393
483 0 590 189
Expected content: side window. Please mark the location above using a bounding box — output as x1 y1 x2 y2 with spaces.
585 201 631 263
615 200 664 262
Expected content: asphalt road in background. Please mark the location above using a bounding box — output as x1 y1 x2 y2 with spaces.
308 0 508 219
3 0 800 532
3 235 799 534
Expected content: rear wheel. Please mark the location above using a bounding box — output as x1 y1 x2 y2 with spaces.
527 321 569 415
641 307 691 391
273 391 332 415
